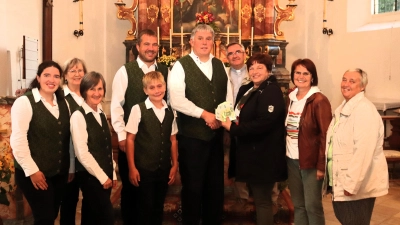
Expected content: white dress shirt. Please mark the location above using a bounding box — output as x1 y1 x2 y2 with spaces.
168 51 233 118
110 57 161 142
125 98 178 135
63 84 84 173
70 102 117 184
11 88 74 176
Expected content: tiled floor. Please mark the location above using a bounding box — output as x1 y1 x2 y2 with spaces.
323 180 400 225
54 180 400 225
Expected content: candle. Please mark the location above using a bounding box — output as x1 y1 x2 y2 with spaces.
169 29 172 49
250 27 254 46
323 0 327 28
227 26 229 45
79 0 83 30
239 29 241 43
157 26 160 57
181 26 184 45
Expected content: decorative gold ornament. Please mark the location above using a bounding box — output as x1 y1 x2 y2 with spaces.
254 4 265 23
274 0 297 40
160 5 171 23
115 0 138 40
241 4 252 26
147 4 159 24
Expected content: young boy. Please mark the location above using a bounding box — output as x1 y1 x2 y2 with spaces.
125 71 178 225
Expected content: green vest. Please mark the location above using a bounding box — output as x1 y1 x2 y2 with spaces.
123 61 169 123
14 92 70 177
75 108 113 179
134 102 174 171
64 93 80 113
177 56 227 141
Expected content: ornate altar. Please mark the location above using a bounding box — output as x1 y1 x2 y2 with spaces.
115 0 296 89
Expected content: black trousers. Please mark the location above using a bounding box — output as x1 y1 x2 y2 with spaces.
178 130 224 225
15 169 67 225
76 171 114 225
59 176 89 225
333 197 376 225
133 168 170 225
118 150 137 225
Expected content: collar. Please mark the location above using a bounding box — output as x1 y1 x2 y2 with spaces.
136 57 157 69
189 51 214 64
337 91 365 116
32 87 57 104
232 64 246 73
63 85 72 96
82 101 104 115
144 97 169 110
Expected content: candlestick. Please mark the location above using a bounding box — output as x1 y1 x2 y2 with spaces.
250 27 254 46
239 29 241 43
181 26 184 45
169 29 172 49
79 0 83 30
227 26 230 45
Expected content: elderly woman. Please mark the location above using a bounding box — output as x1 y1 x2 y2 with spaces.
70 72 117 225
221 53 287 225
11 61 72 225
324 69 389 225
60 58 87 225
286 58 332 225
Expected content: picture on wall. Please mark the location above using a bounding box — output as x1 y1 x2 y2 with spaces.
171 0 240 34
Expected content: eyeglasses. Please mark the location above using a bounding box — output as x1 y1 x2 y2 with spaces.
69 69 84 74
227 50 244 57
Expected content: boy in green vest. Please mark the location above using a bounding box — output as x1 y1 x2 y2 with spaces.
125 71 178 225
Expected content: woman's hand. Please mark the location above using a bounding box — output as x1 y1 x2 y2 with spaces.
168 165 178 185
316 170 325 180
102 178 113 189
129 168 140 187
112 180 118 189
30 171 48 190
221 117 232 131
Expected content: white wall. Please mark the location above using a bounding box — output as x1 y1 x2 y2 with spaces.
0 0 42 95
281 0 400 109
2 0 400 110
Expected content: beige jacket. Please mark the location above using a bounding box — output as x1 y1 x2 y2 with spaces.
323 92 389 201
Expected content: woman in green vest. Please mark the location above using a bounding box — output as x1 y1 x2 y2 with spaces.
59 58 88 225
70 71 117 225
11 61 72 225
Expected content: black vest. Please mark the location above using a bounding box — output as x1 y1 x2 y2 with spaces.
75 108 113 179
14 92 70 177
64 93 80 113
134 102 174 171
177 56 227 141
123 61 169 123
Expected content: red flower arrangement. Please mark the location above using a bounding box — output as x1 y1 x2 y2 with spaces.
195 11 221 33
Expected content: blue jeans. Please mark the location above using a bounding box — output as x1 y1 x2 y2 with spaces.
287 158 325 225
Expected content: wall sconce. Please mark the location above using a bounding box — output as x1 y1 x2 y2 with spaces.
322 28 333 36
73 0 84 38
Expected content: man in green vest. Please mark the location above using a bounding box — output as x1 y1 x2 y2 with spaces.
168 24 233 225
111 29 169 225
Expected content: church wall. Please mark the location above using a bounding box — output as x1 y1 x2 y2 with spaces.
282 0 400 109
2 0 400 110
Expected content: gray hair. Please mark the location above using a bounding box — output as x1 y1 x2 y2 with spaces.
226 42 245 51
190 24 215 41
345 68 368 91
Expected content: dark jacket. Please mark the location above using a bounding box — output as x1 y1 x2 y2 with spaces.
291 92 332 172
229 76 288 184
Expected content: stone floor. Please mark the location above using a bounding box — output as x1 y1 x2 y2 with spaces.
53 179 400 225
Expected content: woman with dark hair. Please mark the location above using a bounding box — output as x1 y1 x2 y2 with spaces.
11 61 72 225
59 58 88 225
70 71 117 225
221 53 287 225
286 58 332 225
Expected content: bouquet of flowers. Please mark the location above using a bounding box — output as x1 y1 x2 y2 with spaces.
158 55 177 67
0 142 15 206
195 11 221 33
